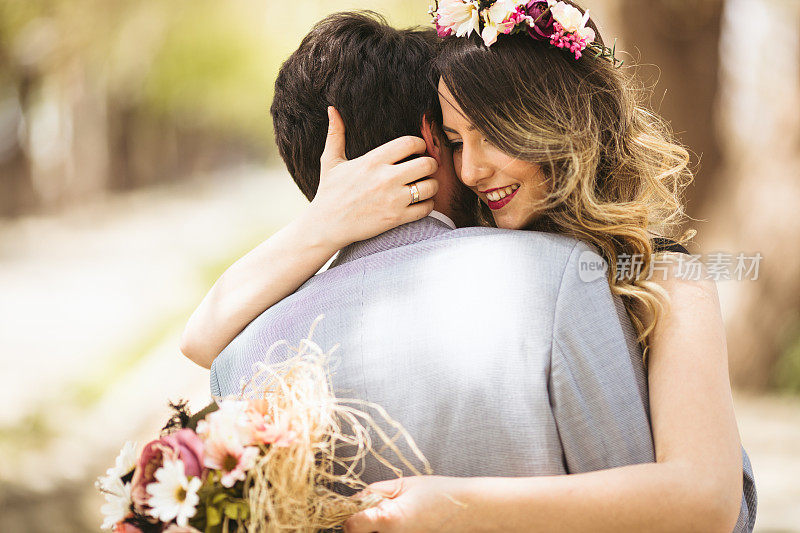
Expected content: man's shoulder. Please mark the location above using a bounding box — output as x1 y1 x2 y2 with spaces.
441 226 579 247
315 228 596 286
431 228 591 270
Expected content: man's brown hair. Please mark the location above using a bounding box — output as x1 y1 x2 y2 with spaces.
270 11 441 200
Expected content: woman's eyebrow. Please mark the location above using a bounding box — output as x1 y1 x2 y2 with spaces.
443 124 475 134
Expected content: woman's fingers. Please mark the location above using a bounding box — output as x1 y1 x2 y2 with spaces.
402 198 435 224
320 106 347 173
343 506 384 533
407 178 439 205
393 156 438 184
365 135 427 165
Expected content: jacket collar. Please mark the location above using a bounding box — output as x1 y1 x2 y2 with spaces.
331 215 454 267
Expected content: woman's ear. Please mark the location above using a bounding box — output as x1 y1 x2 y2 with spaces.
420 116 443 162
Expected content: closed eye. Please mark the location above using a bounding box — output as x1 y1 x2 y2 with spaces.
445 138 463 151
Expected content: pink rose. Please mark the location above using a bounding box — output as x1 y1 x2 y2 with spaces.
526 1 556 41
113 523 143 533
164 525 202 533
130 429 205 509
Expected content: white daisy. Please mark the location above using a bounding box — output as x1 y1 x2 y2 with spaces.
97 441 138 493
197 400 252 444
110 441 138 478
99 477 132 530
147 459 202 527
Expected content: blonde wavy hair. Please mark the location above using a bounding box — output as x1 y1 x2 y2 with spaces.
432 1 695 364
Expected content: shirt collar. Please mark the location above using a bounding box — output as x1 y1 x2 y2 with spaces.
427 210 456 230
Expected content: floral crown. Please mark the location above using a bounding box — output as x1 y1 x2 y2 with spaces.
429 0 623 66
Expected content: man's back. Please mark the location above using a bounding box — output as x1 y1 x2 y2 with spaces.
211 216 655 481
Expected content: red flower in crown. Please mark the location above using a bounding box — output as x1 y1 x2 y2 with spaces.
525 1 556 41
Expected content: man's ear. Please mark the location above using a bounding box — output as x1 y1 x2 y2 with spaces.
420 115 443 163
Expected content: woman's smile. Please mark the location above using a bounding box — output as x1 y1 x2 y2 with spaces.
481 184 520 210
438 78 548 229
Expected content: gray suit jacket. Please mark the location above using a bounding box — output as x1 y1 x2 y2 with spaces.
210 216 756 531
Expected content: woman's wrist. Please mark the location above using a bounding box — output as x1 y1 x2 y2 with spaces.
452 477 509 532
294 206 349 252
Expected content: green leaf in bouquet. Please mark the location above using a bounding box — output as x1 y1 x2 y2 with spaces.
222 499 249 521
205 503 222 527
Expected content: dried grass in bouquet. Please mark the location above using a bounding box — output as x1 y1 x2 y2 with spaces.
97 315 430 533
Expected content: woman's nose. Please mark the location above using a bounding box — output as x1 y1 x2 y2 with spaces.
458 145 493 188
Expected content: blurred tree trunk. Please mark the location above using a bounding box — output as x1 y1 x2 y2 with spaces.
0 55 37 217
703 0 800 390
620 0 725 228
619 0 800 389
622 0 800 390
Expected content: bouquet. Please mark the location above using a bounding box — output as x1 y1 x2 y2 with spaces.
96 318 430 532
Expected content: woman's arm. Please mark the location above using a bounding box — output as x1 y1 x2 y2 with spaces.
180 210 343 369
180 107 440 368
345 254 744 533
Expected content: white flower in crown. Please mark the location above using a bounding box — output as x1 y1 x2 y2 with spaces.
436 0 481 38
486 0 527 26
481 0 531 46
550 1 595 42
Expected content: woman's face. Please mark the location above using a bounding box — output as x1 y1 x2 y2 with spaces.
438 78 548 230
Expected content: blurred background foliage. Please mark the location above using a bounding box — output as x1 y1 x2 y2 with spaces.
1 0 799 531
0 0 426 213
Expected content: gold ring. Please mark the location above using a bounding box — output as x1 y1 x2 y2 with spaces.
409 183 421 204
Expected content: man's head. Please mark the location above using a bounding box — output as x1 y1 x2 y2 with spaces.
270 11 470 223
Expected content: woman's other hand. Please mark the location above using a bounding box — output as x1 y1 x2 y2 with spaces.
306 106 439 250
344 476 476 533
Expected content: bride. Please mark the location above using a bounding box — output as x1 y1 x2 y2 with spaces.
181 2 755 531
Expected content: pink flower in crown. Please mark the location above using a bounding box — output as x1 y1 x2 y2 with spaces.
435 17 453 38
525 0 557 40
481 0 524 46
129 429 205 511
481 0 533 45
549 21 593 59
113 523 143 533
506 5 533 30
163 525 203 533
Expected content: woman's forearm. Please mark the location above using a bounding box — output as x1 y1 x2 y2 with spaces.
463 461 739 533
180 209 342 368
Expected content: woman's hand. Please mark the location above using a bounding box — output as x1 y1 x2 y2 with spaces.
305 106 440 250
344 476 476 533
179 106 441 368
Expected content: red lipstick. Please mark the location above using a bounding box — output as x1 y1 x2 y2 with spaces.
487 187 520 210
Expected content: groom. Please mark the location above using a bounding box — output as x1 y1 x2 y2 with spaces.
210 11 755 532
